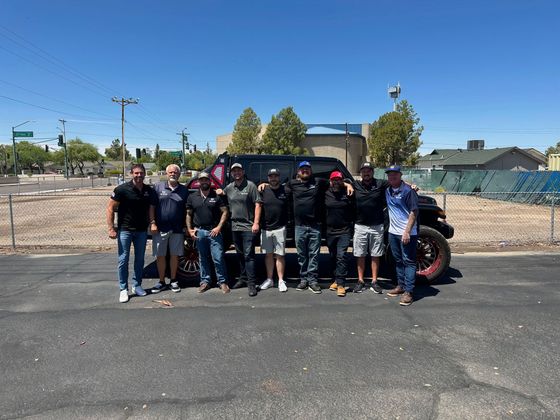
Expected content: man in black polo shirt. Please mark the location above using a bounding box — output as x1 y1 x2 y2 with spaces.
352 162 391 294
106 164 157 303
255 168 289 292
325 171 355 297
150 164 189 294
186 172 230 293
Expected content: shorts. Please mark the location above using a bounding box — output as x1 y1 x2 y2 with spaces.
353 223 384 257
152 231 185 257
261 227 286 256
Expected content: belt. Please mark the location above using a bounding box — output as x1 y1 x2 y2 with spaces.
195 225 215 230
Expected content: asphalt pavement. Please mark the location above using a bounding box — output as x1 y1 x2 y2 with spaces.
0 251 559 419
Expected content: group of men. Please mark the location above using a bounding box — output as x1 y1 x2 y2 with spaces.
107 159 418 306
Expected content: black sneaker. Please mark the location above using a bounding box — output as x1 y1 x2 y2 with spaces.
353 282 366 293
232 279 246 289
296 281 308 291
248 284 258 297
309 283 322 294
370 282 383 294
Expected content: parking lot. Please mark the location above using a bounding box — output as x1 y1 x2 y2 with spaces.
0 251 559 419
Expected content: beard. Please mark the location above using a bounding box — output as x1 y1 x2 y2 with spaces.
200 183 210 191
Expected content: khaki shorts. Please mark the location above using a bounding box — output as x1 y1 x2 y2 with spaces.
353 223 384 257
152 232 185 257
261 227 286 256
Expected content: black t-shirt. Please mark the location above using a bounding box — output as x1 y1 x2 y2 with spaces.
259 185 289 230
285 177 329 226
325 187 355 235
111 181 157 231
354 178 390 226
186 189 225 229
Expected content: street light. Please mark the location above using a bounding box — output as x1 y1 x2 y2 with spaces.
12 120 34 176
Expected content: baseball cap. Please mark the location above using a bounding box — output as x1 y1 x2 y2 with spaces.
385 165 401 173
230 163 243 170
198 171 210 179
268 168 280 176
360 162 373 170
329 171 343 180
298 161 311 169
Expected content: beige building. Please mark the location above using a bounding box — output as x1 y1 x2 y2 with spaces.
216 123 370 174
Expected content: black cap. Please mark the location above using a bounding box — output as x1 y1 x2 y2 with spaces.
268 168 280 176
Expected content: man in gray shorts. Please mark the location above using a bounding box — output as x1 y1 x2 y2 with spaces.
352 162 391 294
150 164 189 293
256 168 289 292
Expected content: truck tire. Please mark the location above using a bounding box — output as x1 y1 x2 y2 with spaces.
416 225 451 284
176 237 200 281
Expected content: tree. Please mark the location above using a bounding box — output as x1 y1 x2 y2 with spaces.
54 138 101 175
0 145 11 175
227 107 262 154
104 138 130 160
367 100 423 167
16 141 50 173
185 149 217 171
154 143 160 159
261 107 307 155
545 141 560 157
155 151 181 171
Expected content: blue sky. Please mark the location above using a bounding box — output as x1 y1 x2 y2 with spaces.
1 0 558 156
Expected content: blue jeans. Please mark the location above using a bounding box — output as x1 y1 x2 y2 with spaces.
295 225 321 284
232 231 258 286
327 233 351 286
117 230 148 290
388 233 417 293
196 229 228 285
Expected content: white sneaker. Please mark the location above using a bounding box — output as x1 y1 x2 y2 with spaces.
119 289 129 303
259 279 274 290
132 286 147 297
170 282 180 293
278 280 288 292
151 282 166 293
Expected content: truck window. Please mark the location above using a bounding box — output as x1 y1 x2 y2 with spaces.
245 162 292 184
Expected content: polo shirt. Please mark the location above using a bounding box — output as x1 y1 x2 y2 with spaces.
285 177 329 226
111 181 157 231
259 185 289 230
186 189 225 229
385 182 419 236
354 178 390 226
153 181 189 233
223 179 261 231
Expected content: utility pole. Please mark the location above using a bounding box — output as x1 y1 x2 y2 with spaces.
345 122 349 168
177 128 189 171
112 97 139 179
58 119 69 179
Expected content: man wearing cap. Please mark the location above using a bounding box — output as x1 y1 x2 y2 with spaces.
351 162 391 294
150 164 189 294
255 168 289 292
222 163 262 297
186 172 230 293
282 161 353 294
384 165 419 306
106 163 158 303
325 171 355 297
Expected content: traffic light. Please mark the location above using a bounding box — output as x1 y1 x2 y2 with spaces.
135 148 141 159
58 135 64 146
45 145 49 152
193 144 197 152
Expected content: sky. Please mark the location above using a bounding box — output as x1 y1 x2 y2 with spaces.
1 0 559 157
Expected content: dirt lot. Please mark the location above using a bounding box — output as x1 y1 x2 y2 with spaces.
1 188 559 252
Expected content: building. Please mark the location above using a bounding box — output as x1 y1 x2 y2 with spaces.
216 123 370 174
418 141 546 171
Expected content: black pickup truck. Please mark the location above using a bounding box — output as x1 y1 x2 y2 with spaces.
181 153 454 284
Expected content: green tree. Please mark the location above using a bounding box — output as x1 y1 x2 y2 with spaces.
367 100 423 167
154 143 160 159
545 141 560 157
54 138 101 175
0 145 11 175
104 138 130 160
185 149 217 171
227 107 262 154
155 151 181 171
16 141 50 173
261 107 307 155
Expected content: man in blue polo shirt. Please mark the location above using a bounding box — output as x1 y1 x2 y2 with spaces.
385 165 419 306
150 164 189 294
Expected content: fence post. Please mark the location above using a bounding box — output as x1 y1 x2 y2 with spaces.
8 194 16 249
551 195 556 244
443 193 447 212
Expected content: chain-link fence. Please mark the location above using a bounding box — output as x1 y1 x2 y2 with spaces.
1 191 559 250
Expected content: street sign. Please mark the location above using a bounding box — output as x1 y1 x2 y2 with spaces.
13 131 33 138
169 151 182 157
